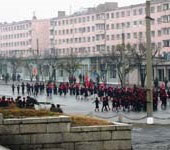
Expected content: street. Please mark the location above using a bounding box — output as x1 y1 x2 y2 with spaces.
0 84 170 149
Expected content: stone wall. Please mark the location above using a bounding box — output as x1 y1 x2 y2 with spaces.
0 115 132 150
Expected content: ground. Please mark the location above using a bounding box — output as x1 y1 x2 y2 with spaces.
1 83 170 150
132 125 170 150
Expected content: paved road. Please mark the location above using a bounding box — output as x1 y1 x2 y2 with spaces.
1 84 170 149
132 125 170 150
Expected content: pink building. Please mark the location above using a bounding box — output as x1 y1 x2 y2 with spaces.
0 0 170 57
51 0 170 56
0 16 50 57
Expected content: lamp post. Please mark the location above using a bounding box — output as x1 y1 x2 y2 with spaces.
146 0 154 124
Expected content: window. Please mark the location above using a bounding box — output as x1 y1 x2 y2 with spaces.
158 30 161 36
87 16 90 22
127 33 131 39
106 13 110 19
133 32 137 39
87 27 90 32
133 9 137 15
62 20 65 25
139 8 143 15
162 28 170 35
133 21 137 26
110 64 116 78
74 19 77 24
116 34 120 40
96 45 105 51
163 3 169 10
111 24 114 29
92 16 95 21
163 40 170 47
139 20 143 25
126 10 130 16
107 46 110 51
127 22 130 28
151 7 155 13
78 18 82 23
88 37 91 42
162 15 170 23
83 17 86 22
157 18 162 24
96 24 105 30
116 23 120 29
107 35 110 40
158 69 164 81
121 23 125 28
112 45 115 51
139 32 143 39
111 13 114 18
157 5 162 12
106 24 109 30
111 35 115 40
121 11 125 17
116 12 119 18
151 31 155 37
70 19 73 24
92 26 95 32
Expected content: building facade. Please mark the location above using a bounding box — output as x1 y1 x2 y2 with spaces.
0 17 50 57
50 0 170 57
0 0 170 84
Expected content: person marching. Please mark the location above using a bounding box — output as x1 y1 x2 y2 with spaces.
17 84 20 95
12 83 15 95
93 97 100 112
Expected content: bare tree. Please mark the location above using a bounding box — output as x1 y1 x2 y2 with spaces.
58 52 82 83
105 44 136 87
44 51 58 81
23 58 35 81
8 53 23 81
133 42 161 87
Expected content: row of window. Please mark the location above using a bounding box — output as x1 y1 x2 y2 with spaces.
0 41 30 48
56 42 162 55
54 30 164 45
0 32 31 40
52 3 170 26
0 23 31 32
52 19 160 36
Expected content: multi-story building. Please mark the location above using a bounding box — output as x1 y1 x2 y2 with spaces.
1 0 170 84
0 16 50 57
50 0 170 57
47 0 170 83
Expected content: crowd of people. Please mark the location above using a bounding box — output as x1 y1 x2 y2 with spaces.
10 80 170 113
0 95 38 108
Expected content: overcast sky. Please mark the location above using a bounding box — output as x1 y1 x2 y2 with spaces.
0 0 146 22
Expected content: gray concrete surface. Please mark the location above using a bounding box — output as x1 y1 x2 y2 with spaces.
1 84 170 150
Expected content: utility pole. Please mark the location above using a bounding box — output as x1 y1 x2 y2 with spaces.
121 32 125 87
146 0 153 124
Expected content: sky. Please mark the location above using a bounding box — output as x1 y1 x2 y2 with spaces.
0 0 146 22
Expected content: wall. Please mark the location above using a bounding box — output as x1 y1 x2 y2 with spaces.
0 115 132 150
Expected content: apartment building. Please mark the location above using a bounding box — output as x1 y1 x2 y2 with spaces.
0 0 170 84
50 0 170 57
0 16 50 57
